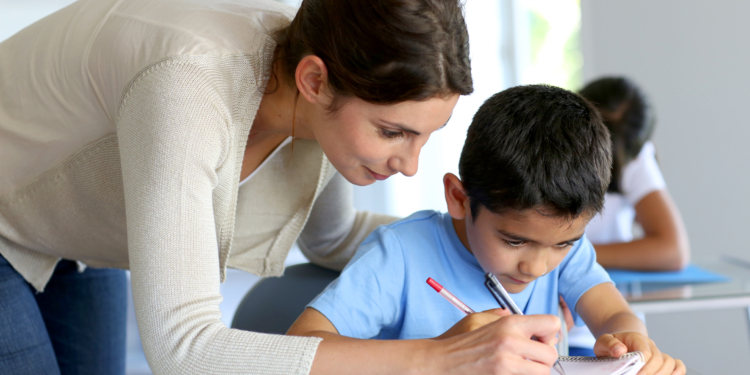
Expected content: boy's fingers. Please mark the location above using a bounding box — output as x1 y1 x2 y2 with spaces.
637 341 663 375
593 334 626 357
672 359 686 375
655 354 676 375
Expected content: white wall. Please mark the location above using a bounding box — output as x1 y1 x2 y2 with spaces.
353 0 508 218
581 2 750 373
581 0 750 262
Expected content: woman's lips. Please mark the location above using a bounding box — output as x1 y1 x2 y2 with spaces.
367 167 390 181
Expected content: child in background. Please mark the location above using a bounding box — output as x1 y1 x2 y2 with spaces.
288 85 685 375
581 76 690 271
566 77 692 356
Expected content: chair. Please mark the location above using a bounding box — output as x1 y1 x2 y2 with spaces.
231 263 340 334
231 262 570 357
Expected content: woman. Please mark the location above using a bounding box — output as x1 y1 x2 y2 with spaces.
0 0 561 374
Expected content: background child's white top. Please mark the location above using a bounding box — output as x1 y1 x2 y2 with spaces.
569 141 666 348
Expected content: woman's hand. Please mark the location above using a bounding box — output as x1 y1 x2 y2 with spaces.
434 308 512 340
308 311 562 375
594 332 686 375
424 314 561 375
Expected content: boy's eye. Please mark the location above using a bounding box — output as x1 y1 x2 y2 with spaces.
556 242 574 249
379 128 404 139
504 240 525 247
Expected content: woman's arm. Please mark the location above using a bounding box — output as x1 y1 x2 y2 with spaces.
593 189 690 271
288 307 562 375
119 60 322 375
298 172 398 270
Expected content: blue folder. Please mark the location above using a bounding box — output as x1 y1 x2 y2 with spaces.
605 264 729 286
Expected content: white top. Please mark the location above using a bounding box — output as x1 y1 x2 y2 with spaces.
0 0 395 373
569 141 666 348
239 137 293 187
585 141 667 244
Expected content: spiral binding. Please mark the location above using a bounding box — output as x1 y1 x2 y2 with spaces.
558 351 643 363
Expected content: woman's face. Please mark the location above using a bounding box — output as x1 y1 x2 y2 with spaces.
311 95 460 186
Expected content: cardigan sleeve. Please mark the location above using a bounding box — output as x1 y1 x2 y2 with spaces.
297 172 398 271
117 60 321 375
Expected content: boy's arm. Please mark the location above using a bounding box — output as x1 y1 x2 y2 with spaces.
577 283 685 375
576 283 646 340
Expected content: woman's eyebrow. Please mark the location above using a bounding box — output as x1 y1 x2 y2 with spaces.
379 115 452 135
379 120 421 135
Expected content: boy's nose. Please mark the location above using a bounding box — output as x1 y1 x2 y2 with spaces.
520 257 547 278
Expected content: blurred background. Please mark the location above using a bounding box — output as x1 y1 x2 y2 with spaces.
2 0 749 373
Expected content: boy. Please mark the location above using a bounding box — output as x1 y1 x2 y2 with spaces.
288 85 684 374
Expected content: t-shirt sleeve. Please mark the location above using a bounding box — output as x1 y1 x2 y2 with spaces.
307 225 405 339
621 141 667 205
557 235 613 326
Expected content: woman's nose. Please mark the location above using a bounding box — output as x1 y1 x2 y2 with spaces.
390 144 420 177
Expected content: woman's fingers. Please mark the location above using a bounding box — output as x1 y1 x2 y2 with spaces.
484 307 512 317
496 315 560 364
434 314 561 375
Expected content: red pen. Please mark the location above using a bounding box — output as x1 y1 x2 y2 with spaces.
426 277 476 315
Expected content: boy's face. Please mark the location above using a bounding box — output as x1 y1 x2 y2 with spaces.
462 206 590 294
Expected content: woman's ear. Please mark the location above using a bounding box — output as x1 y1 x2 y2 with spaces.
444 173 469 220
295 55 333 107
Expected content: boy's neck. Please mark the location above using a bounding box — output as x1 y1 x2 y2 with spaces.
451 217 473 255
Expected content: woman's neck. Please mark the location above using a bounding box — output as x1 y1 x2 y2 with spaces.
253 69 313 140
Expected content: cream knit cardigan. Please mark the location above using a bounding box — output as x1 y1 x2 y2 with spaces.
0 0 394 373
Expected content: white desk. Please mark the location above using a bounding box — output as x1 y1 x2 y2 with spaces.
617 258 750 317
616 258 750 374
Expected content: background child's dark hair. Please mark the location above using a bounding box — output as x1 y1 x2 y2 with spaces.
579 76 655 194
458 84 612 220
274 0 474 111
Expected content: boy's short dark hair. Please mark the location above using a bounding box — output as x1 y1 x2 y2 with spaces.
459 84 612 220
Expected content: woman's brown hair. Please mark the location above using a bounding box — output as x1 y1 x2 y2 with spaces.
273 0 473 109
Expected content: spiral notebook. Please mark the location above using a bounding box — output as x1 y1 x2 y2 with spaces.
551 352 645 375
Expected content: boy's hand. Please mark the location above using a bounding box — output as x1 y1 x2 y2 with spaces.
434 308 512 340
594 332 686 375
559 296 574 332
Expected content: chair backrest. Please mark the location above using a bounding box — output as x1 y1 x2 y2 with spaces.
231 263 340 334
231 262 570 355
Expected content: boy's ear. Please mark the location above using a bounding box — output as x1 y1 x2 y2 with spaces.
295 55 333 107
444 173 469 220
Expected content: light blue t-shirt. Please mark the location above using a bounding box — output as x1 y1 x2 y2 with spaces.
309 210 612 340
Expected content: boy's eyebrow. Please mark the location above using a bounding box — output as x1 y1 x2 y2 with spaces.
379 116 452 135
496 229 583 245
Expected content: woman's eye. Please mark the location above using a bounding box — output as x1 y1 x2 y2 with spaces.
504 240 525 247
380 128 403 139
